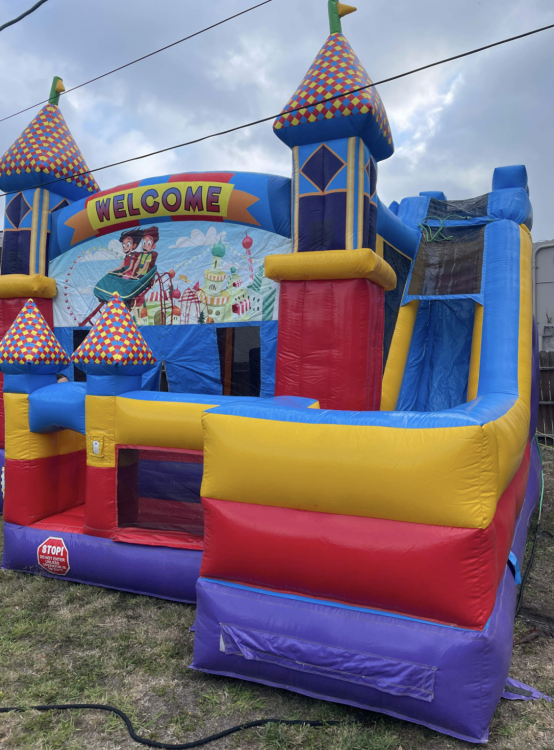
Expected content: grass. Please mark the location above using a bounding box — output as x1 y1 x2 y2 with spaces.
0 448 553 749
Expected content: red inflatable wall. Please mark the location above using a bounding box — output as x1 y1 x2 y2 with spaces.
274 279 384 411
4 451 85 527
201 441 530 630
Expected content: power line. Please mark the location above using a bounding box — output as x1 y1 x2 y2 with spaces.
0 0 49 33
0 0 273 125
1 17 554 201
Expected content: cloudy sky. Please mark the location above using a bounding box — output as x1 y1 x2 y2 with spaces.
0 0 553 239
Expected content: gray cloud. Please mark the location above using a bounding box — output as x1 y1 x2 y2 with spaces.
0 0 553 238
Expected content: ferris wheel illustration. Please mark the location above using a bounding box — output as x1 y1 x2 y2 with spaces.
60 244 124 327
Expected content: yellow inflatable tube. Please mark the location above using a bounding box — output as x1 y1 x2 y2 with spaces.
201 226 532 530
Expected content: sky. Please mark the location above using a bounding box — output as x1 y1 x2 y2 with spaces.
0 0 553 239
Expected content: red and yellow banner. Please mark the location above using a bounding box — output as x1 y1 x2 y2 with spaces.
65 180 260 246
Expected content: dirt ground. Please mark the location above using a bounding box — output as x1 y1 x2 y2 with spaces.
0 448 553 750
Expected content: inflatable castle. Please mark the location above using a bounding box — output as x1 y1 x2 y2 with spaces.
0 1 542 743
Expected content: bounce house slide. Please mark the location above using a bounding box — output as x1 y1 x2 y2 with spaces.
0 1 544 743
190 172 540 744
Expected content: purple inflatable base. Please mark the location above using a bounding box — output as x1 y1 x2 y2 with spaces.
503 677 552 702
2 523 202 603
190 443 543 745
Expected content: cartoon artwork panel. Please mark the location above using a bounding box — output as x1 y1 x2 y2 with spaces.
50 223 291 328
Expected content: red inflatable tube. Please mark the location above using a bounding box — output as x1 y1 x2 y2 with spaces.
84 465 117 537
275 279 384 411
201 442 530 629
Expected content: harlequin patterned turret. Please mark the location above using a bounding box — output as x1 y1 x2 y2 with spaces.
273 2 393 161
272 1 391 254
72 294 156 370
274 34 392 159
0 299 69 372
0 102 99 200
0 77 100 276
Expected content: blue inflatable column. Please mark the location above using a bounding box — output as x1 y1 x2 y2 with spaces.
291 137 377 253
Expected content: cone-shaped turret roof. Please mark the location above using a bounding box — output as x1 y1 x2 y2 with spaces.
0 81 100 201
0 299 70 368
274 6 393 161
72 294 156 368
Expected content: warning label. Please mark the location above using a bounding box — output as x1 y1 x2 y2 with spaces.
37 537 70 576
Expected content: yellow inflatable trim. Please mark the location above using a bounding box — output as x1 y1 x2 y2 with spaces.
264 248 397 291
85 396 117 467
467 303 484 402
87 397 320 465
201 226 533 530
5 394 85 460
381 300 419 411
114 398 217 453
0 274 56 299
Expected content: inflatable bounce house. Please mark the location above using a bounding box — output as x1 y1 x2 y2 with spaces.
0 1 543 743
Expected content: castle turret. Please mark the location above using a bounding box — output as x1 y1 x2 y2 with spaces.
0 298 69 378
0 77 100 453
72 293 156 379
0 76 100 276
71 293 156 537
0 299 75 524
273 0 393 254
266 2 397 411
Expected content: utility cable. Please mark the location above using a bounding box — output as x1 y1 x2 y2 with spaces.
1 18 554 201
0 704 345 748
0 0 49 33
0 0 273 124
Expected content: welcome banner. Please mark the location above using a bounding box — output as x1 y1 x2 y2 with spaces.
65 179 261 246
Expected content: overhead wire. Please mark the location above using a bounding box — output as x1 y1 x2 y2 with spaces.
1 18 554 201
0 0 49 33
0 0 273 124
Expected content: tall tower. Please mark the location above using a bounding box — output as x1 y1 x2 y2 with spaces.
267 1 396 410
0 77 100 458
0 76 99 276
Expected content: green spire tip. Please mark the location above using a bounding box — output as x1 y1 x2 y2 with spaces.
328 0 357 34
48 76 65 107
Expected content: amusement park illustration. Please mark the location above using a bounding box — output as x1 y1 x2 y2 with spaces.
50 223 286 328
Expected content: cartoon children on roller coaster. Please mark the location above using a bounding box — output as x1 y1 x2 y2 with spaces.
113 226 160 279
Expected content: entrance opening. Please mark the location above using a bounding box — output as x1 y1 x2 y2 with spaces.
73 329 89 382
216 326 261 396
117 447 204 539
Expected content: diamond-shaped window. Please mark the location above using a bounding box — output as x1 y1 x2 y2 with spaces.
51 198 70 214
5 192 31 229
301 144 345 193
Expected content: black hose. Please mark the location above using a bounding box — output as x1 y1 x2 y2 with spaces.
0 704 345 748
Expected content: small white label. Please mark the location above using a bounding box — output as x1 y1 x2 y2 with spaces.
92 440 100 455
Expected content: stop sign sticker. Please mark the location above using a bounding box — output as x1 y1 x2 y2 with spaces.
37 537 70 576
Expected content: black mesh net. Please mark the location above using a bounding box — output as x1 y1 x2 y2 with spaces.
426 194 489 220
408 225 485 297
